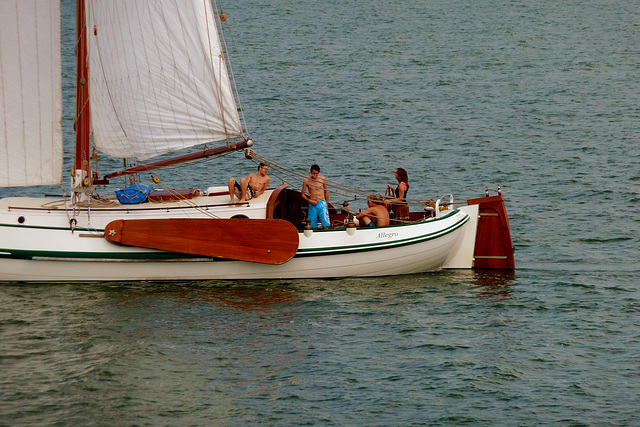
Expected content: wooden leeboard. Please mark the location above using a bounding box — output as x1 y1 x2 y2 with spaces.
104 218 299 265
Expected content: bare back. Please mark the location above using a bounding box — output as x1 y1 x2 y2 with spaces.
369 204 390 226
357 203 390 226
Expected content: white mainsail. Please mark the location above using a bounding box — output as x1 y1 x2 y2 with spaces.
85 0 244 161
0 0 63 187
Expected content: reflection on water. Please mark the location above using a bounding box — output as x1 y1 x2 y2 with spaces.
100 281 302 313
471 270 517 300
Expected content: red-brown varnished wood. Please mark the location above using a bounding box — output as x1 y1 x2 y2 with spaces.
104 140 252 179
467 195 515 270
104 218 299 265
148 188 202 202
75 0 91 179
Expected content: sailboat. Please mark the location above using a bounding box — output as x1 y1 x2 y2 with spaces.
0 0 514 282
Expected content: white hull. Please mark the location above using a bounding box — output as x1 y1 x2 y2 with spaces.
0 190 471 282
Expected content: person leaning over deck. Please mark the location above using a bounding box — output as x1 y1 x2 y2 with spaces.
228 163 270 203
356 194 390 227
301 164 330 229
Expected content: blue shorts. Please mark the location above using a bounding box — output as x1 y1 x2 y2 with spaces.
308 200 330 228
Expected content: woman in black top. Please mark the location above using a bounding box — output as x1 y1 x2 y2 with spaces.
385 168 409 221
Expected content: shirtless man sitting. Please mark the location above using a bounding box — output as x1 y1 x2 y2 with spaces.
356 194 390 227
228 163 270 203
301 164 330 229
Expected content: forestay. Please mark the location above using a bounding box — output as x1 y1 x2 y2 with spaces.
0 0 63 187
85 0 243 161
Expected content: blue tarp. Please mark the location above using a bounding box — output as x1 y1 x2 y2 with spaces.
115 184 154 205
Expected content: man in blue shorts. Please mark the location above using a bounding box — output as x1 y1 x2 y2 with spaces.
302 164 330 229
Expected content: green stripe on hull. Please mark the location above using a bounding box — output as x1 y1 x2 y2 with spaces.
296 215 469 257
0 248 198 261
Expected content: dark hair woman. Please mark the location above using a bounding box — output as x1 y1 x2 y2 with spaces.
385 168 410 222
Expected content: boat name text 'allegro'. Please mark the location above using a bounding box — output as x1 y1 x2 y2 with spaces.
376 232 399 239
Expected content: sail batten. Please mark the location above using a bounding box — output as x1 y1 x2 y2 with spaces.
0 0 63 187
86 0 243 161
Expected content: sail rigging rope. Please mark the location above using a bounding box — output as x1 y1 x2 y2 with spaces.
148 179 221 219
245 151 435 209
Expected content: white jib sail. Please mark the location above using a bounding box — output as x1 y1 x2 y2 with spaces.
86 0 244 161
0 0 63 187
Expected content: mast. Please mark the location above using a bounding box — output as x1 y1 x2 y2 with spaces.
73 0 92 190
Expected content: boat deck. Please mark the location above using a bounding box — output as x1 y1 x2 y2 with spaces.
0 188 273 212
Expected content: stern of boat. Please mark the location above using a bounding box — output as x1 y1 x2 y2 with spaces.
442 195 515 270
